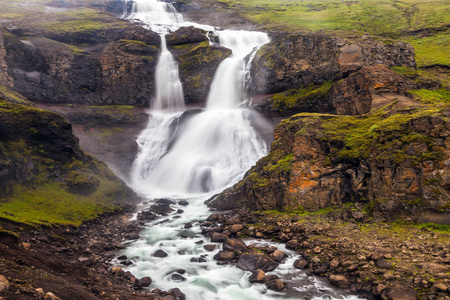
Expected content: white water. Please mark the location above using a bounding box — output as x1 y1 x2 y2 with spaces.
123 1 366 299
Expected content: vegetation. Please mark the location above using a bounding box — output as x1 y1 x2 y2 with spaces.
271 81 333 112
0 100 132 227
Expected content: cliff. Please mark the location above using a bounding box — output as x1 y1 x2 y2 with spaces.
208 67 450 225
0 93 138 227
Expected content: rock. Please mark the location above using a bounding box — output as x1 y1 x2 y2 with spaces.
313 246 322 254
171 273 186 282
139 277 152 287
21 242 31 251
150 203 174 215
0 275 10 292
178 200 189 206
376 259 393 269
166 26 208 45
382 286 417 300
223 239 248 253
117 255 127 260
313 264 328 275
248 270 265 283
203 244 217 252
210 232 228 243
44 292 60 300
271 250 286 262
237 254 279 272
329 275 350 289
265 278 285 291
418 263 449 274
431 283 447 292
229 224 243 233
168 288 186 300
293 258 308 269
123 271 136 282
111 266 124 276
213 250 236 261
372 284 387 295
184 222 192 229
206 214 220 222
153 250 168 258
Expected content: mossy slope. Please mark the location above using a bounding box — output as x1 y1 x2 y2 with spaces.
0 99 137 227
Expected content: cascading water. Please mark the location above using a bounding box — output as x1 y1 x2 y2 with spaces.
122 1 366 299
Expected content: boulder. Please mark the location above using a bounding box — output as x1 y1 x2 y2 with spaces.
153 250 168 258
139 277 152 287
236 253 279 272
329 275 350 289
213 250 236 261
223 239 248 253
293 258 308 269
382 286 417 300
210 232 228 243
265 278 285 291
248 270 265 283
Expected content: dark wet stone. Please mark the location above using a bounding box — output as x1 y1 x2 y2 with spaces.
179 200 189 206
293 258 308 269
171 273 186 282
237 254 279 272
184 222 193 229
140 277 152 287
153 250 168 258
223 239 247 253
117 255 127 261
210 232 228 243
249 270 265 283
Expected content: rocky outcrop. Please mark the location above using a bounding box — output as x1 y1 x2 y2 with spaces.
248 33 416 95
174 41 232 103
208 101 450 224
0 98 138 225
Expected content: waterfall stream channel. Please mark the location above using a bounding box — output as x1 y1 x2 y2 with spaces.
115 1 367 299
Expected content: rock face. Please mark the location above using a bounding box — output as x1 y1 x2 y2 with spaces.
0 98 138 225
249 33 416 95
0 24 230 106
208 100 450 223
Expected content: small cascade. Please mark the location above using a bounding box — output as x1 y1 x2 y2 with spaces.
127 0 183 33
153 35 185 112
206 30 270 109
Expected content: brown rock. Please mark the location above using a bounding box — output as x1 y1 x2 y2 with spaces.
229 224 243 233
265 278 285 291
111 266 124 276
372 284 387 295
382 286 417 300
0 275 10 292
213 250 236 261
271 250 286 262
140 277 152 287
203 244 217 252
210 232 228 243
248 270 265 283
21 242 31 251
329 275 350 289
376 259 393 269
223 239 247 253
293 258 308 269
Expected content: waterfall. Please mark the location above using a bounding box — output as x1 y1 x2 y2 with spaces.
153 35 185 112
123 1 366 299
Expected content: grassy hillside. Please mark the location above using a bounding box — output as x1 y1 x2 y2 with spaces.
215 0 450 67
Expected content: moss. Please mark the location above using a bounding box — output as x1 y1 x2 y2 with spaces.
0 226 19 239
119 39 148 46
313 103 445 162
179 45 230 71
405 30 450 68
268 153 294 173
0 86 33 106
271 81 334 112
0 102 131 227
409 89 450 104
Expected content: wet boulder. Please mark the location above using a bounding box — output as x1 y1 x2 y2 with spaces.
213 250 236 261
223 239 247 254
237 253 279 272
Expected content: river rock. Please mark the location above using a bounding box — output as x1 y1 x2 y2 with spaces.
203 244 217 251
265 278 285 291
223 238 248 253
249 270 265 283
213 250 236 261
210 232 228 243
140 277 152 287
229 224 243 233
293 258 308 269
44 292 61 300
237 253 279 272
206 213 220 222
171 273 186 282
168 287 186 300
153 250 168 258
271 250 286 262
111 266 124 276
329 274 350 288
150 203 174 215
0 275 10 292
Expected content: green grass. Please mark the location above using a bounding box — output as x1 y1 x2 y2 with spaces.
217 0 450 37
294 103 446 162
410 89 450 104
0 86 33 106
406 30 450 67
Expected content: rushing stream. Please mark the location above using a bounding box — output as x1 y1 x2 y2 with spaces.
121 0 366 299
